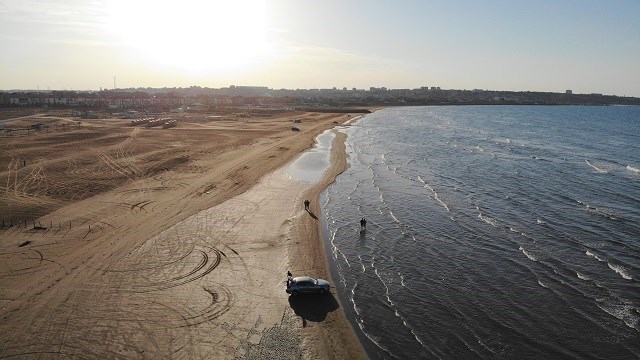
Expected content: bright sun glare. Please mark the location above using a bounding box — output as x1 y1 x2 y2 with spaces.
107 0 269 73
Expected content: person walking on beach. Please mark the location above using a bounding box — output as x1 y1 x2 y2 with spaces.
360 217 367 231
286 271 293 287
304 199 310 210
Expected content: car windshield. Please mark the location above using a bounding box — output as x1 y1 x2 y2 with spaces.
292 277 318 285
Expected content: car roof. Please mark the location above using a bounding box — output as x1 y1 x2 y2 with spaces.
292 276 314 282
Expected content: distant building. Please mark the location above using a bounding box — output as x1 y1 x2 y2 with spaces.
566 90 573 95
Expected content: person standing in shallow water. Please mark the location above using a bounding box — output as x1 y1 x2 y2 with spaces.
360 217 367 231
304 199 310 210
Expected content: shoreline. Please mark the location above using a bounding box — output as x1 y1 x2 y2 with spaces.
289 128 367 358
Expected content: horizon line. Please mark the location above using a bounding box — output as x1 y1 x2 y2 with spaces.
0 86 635 98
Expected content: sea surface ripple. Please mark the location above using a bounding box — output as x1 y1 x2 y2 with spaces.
321 105 640 359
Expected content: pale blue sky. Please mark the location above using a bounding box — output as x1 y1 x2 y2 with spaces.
1 0 639 96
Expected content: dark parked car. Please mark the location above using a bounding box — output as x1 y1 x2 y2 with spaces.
286 276 330 295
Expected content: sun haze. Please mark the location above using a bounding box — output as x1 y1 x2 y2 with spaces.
1 0 639 96
106 0 270 74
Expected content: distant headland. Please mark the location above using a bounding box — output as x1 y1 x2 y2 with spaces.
2 85 639 110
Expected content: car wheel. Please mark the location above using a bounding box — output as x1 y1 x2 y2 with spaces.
318 289 326 295
292 290 298 296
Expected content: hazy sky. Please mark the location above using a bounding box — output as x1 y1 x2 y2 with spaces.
1 0 639 96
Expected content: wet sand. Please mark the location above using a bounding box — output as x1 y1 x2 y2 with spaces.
0 111 366 358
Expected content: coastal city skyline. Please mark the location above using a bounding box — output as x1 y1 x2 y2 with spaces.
1 0 640 97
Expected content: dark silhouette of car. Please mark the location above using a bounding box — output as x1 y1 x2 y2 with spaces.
286 276 330 296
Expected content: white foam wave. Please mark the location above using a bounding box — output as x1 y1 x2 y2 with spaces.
391 300 435 357
607 263 633 280
357 255 366 273
398 272 406 287
356 324 395 358
586 160 607 173
350 283 361 316
577 200 620 220
509 227 530 238
519 246 537 261
596 301 639 330
418 176 450 212
374 268 394 306
478 209 498 227
333 245 351 268
536 219 546 225
585 250 605 262
576 272 590 281
350 282 397 357
389 210 400 223
626 165 640 174
537 279 549 288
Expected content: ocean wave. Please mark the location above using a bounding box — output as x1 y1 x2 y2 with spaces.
585 160 607 173
585 250 605 262
596 301 639 330
350 279 396 357
607 263 633 280
536 219 547 225
357 255 366 273
374 267 395 306
519 246 537 261
476 207 498 227
627 165 640 174
351 283 361 316
577 200 621 221
479 213 498 227
331 233 351 268
417 176 451 212
576 272 590 281
509 227 530 238
357 324 395 359
389 210 400 224
389 300 434 357
537 279 549 288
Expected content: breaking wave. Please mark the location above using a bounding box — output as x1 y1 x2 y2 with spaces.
627 165 640 174
607 263 633 280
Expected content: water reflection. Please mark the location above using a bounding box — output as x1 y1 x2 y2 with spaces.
286 129 336 183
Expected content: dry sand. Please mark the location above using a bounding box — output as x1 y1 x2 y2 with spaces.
0 110 366 359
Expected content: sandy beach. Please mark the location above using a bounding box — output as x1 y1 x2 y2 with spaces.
0 110 366 359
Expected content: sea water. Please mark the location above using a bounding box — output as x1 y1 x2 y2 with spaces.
321 106 640 359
